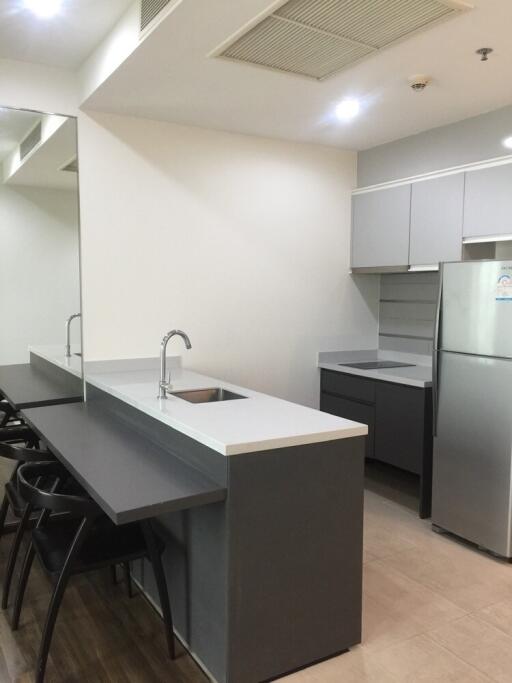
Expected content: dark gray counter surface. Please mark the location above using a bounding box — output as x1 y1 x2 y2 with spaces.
0 363 83 410
21 402 227 524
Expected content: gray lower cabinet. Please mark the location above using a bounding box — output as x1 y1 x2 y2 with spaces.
409 174 464 266
463 164 512 239
351 184 411 269
320 369 433 518
321 392 375 458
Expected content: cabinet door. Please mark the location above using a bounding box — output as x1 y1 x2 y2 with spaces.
463 164 512 239
409 174 464 266
320 392 375 458
352 185 411 268
374 382 426 475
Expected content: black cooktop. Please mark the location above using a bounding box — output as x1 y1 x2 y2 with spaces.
338 361 415 370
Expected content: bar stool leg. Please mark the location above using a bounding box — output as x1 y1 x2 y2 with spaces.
36 569 71 682
11 543 35 631
1 503 31 609
0 494 10 540
141 521 175 660
35 518 91 682
110 565 118 585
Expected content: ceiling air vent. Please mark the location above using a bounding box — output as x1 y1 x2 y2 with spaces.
141 0 171 32
215 0 472 81
20 121 42 160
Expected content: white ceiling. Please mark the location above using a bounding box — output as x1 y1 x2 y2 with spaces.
0 0 132 69
83 0 512 150
0 106 39 160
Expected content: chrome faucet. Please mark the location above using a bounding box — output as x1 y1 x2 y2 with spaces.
65 313 81 358
159 329 192 398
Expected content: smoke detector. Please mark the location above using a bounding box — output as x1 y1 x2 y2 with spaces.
409 74 431 91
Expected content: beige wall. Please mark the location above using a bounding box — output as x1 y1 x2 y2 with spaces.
78 112 378 407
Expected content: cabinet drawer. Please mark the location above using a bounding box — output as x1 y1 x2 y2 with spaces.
321 370 375 404
320 392 374 458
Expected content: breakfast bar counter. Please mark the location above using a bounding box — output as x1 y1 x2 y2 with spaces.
0 354 83 411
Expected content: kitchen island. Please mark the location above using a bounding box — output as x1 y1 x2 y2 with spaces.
27 350 367 683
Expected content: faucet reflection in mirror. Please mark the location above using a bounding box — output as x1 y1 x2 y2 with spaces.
159 330 192 398
65 313 81 358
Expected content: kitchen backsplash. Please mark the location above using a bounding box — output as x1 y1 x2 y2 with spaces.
379 272 439 356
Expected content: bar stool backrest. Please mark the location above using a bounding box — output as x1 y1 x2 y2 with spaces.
17 462 97 519
0 443 53 464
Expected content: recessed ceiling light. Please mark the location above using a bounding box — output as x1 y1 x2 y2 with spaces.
503 136 512 150
23 0 62 18
335 98 360 122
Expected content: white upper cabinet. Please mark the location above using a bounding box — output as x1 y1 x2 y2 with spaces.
409 174 464 267
463 164 512 239
351 185 411 269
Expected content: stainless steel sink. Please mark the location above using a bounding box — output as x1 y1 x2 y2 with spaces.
169 387 247 403
339 361 415 370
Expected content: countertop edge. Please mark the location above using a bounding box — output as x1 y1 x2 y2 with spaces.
318 362 432 388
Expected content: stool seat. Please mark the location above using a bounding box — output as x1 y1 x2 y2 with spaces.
32 516 163 577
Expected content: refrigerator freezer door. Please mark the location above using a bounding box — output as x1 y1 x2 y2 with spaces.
440 260 512 358
432 351 512 557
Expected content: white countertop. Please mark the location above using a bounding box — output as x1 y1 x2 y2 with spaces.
29 345 83 379
85 365 368 456
318 350 432 388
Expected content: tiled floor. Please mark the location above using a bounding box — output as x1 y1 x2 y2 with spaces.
282 489 512 683
1 463 512 681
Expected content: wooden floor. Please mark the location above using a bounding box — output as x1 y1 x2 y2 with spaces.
0 458 208 683
1 459 512 682
0 540 209 682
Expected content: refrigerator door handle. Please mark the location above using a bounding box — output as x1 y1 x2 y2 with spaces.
433 349 439 437
432 266 443 437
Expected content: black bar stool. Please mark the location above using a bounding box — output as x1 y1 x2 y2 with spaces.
0 441 55 610
13 461 175 683
0 401 20 428
0 424 38 446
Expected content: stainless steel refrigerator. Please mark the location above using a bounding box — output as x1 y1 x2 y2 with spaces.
432 259 512 558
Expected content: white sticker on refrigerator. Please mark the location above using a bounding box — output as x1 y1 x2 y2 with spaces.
496 274 512 301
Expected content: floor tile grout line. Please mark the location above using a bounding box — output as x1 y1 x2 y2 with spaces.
424 616 511 683
365 557 473 615
421 630 496 682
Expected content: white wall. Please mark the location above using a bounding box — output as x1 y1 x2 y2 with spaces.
0 186 81 364
79 112 378 407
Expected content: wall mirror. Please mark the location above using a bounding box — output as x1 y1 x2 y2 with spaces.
0 106 83 388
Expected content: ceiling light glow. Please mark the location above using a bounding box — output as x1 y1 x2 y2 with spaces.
23 0 62 18
503 136 512 150
335 98 360 122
